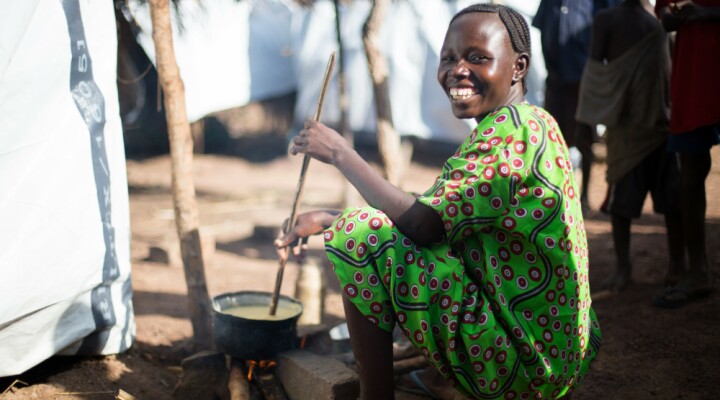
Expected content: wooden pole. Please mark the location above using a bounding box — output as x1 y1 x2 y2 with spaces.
333 0 359 208
362 0 404 186
148 0 213 350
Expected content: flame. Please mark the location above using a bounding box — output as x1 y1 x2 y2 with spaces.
246 359 277 381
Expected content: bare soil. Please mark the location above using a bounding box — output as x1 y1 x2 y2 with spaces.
2 140 719 400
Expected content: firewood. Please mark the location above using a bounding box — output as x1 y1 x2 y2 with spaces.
393 355 429 376
228 364 250 400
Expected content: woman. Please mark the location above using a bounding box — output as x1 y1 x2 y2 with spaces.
275 4 600 399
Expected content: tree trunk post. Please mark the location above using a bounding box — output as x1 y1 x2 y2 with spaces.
334 0 361 207
362 0 404 187
147 0 213 350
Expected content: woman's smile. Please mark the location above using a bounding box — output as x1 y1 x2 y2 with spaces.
448 87 478 101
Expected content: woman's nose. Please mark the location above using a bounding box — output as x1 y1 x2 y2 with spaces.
451 60 470 77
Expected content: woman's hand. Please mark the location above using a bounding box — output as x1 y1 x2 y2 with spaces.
670 0 698 20
290 120 350 165
274 210 341 262
662 0 717 29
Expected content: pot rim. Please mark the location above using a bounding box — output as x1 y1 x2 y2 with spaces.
211 290 303 319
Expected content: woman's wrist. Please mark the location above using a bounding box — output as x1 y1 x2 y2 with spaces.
317 209 342 230
331 142 356 170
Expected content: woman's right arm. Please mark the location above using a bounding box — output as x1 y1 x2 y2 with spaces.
290 120 446 246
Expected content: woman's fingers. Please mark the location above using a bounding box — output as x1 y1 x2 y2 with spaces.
274 220 297 249
275 243 289 262
274 229 309 264
292 237 308 262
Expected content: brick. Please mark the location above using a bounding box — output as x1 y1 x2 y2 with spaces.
275 350 359 400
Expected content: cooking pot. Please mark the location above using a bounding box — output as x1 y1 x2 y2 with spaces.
212 291 303 360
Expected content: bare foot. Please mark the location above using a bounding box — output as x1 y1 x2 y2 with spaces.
663 268 685 287
399 366 468 400
602 272 631 293
674 272 714 294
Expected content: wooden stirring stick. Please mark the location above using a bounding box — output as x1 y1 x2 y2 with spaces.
269 51 336 316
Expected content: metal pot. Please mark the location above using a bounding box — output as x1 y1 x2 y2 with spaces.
212 291 303 360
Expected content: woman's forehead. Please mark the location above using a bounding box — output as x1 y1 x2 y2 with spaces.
444 13 510 50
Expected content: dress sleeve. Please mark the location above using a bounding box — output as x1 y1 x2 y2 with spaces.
417 117 523 244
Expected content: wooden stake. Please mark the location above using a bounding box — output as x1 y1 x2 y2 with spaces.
147 0 213 349
363 0 405 186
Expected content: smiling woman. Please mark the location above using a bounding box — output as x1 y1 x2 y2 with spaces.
275 3 599 399
438 5 531 122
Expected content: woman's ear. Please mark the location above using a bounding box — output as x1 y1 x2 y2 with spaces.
512 53 530 83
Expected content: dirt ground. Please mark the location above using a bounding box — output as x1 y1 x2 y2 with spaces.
1 138 719 400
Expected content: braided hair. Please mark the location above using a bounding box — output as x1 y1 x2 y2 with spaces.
451 3 532 94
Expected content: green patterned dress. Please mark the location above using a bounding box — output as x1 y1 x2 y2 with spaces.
324 103 601 399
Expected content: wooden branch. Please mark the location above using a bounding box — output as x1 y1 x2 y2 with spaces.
228 364 251 400
147 0 213 350
334 0 359 208
362 0 404 186
393 355 429 376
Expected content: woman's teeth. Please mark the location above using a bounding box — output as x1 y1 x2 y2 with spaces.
449 87 476 100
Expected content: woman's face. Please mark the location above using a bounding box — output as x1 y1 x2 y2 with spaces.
437 12 524 122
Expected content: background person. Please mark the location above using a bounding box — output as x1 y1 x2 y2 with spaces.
653 0 720 307
532 0 622 209
575 0 684 293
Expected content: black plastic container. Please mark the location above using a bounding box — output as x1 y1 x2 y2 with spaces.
212 291 303 360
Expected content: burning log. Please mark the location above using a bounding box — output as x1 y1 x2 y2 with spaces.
228 360 251 400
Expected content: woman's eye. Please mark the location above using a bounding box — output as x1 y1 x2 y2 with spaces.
468 54 487 63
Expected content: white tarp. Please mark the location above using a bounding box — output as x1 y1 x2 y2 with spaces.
0 0 134 376
127 0 298 124
126 0 544 143
292 0 545 142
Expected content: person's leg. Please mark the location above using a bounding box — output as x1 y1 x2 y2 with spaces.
602 166 647 292
664 211 685 285
652 146 686 285
342 296 395 400
677 151 712 283
576 123 595 208
605 213 632 292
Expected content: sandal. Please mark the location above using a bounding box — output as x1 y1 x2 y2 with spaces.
652 285 713 308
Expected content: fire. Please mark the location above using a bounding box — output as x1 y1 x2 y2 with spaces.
246 359 277 381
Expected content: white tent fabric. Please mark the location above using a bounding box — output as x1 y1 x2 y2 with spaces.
127 0 298 124
0 0 134 376
126 0 544 143
292 0 545 142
